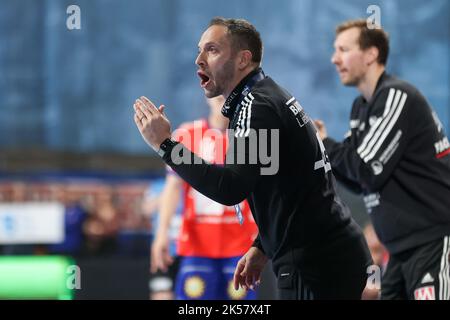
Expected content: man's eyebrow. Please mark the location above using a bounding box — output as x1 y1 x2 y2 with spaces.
198 41 221 49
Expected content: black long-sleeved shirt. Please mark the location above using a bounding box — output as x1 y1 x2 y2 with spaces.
324 72 450 254
162 68 365 262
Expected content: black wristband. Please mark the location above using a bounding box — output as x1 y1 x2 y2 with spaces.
157 138 178 159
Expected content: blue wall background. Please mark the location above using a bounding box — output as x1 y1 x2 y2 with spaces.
0 0 448 155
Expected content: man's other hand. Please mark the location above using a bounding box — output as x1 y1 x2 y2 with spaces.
233 246 268 291
314 119 328 140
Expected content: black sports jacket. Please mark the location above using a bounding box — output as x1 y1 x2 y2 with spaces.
162 68 367 263
324 72 450 254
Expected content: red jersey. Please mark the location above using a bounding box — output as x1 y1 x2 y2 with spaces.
171 119 258 258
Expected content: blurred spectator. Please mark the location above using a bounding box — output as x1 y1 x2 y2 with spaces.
0 182 34 255
115 183 150 256
47 183 88 256
11 182 28 202
0 179 155 258
82 185 120 256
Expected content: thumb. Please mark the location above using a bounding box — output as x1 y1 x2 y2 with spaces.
159 105 166 116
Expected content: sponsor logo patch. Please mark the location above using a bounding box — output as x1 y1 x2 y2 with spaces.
371 160 383 175
421 273 435 284
414 286 436 300
184 276 206 298
363 193 380 212
435 137 450 158
286 98 309 127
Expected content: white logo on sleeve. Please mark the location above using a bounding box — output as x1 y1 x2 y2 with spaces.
435 137 450 154
314 132 331 173
286 97 309 127
371 160 383 175
421 273 435 284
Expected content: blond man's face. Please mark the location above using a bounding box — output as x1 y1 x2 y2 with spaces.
331 27 369 86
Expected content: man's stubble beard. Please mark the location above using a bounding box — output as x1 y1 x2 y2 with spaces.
205 57 236 99
342 73 361 87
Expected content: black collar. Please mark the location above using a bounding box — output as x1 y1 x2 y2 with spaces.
363 71 390 104
221 68 265 119
374 70 388 92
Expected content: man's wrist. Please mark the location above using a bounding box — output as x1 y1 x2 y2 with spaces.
155 230 169 242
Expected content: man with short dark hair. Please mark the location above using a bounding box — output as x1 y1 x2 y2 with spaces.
133 17 372 300
315 19 450 300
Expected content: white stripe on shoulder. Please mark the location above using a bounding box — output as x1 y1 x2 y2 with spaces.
357 88 396 155
358 89 406 161
234 103 246 137
359 89 403 159
363 91 407 162
234 94 254 138
286 97 295 105
243 99 253 137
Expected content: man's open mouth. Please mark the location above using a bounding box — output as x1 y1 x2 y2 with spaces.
197 71 211 88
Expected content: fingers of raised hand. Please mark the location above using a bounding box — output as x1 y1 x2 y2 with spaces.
140 96 159 113
135 99 152 119
134 113 144 130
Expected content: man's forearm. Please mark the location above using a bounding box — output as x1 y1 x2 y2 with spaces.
162 142 257 206
252 234 265 255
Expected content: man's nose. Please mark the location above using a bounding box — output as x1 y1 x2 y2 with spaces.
195 51 205 67
331 52 340 65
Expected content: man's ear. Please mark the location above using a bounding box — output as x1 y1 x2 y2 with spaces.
237 50 253 70
365 46 379 65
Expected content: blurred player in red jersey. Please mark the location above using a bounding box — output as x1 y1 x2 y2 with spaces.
151 96 258 300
